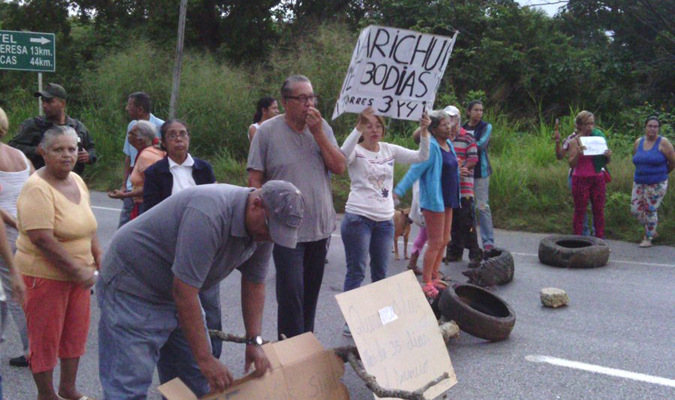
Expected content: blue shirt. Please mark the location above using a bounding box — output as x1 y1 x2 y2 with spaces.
440 147 459 208
123 114 164 190
633 136 668 184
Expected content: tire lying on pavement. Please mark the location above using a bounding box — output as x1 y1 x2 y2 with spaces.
438 283 516 342
463 247 514 287
538 234 609 268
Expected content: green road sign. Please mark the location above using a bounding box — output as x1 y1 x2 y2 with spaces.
0 30 55 72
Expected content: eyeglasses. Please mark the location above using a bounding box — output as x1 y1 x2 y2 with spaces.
166 131 189 140
285 94 318 104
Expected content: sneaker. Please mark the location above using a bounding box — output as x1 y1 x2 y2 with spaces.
639 237 652 248
9 355 28 367
443 253 463 263
342 323 352 337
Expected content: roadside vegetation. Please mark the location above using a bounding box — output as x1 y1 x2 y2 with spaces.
0 1 672 244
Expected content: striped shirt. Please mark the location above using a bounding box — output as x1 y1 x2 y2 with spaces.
452 128 478 198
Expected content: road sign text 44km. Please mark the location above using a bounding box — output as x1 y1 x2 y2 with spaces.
0 30 56 72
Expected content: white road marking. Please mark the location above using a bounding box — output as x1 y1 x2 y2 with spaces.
526 355 675 388
91 205 121 212
330 234 675 268
511 251 675 268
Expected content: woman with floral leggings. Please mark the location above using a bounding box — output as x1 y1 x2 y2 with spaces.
631 117 675 247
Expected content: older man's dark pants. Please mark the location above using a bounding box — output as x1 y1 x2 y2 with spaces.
448 197 481 259
117 197 134 228
273 238 329 340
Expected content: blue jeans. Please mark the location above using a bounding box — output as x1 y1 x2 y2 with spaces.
567 175 593 236
273 238 329 340
97 278 210 400
199 285 222 359
0 230 29 355
117 197 134 228
341 213 394 292
474 177 495 247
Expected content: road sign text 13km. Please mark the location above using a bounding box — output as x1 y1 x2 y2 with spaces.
0 30 56 73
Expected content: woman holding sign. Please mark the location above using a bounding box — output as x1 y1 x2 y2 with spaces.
631 117 675 247
339 107 430 335
567 111 612 239
395 109 461 298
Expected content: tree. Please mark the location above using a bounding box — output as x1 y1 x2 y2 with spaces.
69 0 282 62
559 0 675 107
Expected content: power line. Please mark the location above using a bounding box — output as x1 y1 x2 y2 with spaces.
523 1 569 7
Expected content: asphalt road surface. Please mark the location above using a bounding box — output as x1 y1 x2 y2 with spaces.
2 191 674 399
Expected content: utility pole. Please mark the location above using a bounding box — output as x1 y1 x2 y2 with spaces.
169 0 188 119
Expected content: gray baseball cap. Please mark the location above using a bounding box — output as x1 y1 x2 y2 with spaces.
34 83 67 100
261 180 305 248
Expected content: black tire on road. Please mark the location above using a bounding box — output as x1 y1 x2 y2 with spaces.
438 283 516 342
538 234 609 268
430 294 442 320
464 247 515 287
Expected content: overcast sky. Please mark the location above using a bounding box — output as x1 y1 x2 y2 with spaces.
516 0 568 16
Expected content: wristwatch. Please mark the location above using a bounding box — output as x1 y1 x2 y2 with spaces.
246 335 264 346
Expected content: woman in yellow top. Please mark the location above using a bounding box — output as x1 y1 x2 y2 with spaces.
15 125 101 400
108 120 165 218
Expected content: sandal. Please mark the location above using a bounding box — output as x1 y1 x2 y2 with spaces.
422 282 439 299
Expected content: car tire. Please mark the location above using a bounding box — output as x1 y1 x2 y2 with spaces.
430 294 442 320
538 234 609 268
438 283 516 342
463 247 515 287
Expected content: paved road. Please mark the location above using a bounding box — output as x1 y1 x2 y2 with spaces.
2 191 674 399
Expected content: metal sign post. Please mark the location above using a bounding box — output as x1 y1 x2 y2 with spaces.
38 73 43 116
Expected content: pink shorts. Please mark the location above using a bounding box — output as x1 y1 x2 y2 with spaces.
22 275 91 373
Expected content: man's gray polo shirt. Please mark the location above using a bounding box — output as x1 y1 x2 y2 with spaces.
246 115 337 243
101 184 271 304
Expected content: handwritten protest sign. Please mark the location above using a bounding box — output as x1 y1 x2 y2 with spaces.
336 271 457 400
580 136 608 156
332 25 458 122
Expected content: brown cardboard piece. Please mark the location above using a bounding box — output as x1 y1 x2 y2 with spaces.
158 332 349 400
336 271 457 400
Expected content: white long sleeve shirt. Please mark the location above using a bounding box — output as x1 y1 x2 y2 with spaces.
341 128 430 221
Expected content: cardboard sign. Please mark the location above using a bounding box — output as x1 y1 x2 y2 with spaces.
579 136 608 156
332 25 458 122
336 271 457 400
159 333 349 400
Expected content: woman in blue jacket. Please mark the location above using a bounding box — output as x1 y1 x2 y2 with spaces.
394 109 461 298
